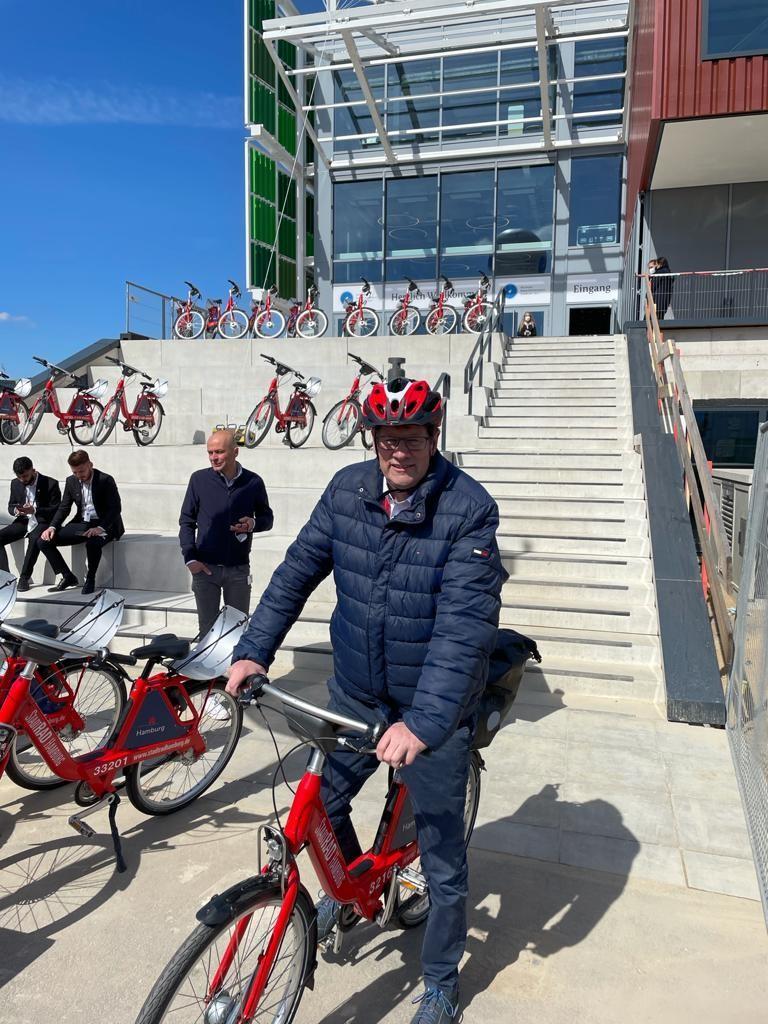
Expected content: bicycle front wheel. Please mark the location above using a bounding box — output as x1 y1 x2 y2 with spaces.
244 400 274 448
462 301 493 334
286 400 316 449
125 682 242 815
344 306 379 338
295 307 328 339
254 309 286 339
6 662 127 791
92 397 121 446
217 308 249 340
70 400 103 446
0 399 29 444
389 307 420 337
395 749 482 929
173 310 205 340
133 400 165 446
321 399 360 450
135 889 315 1024
426 305 457 336
19 397 46 444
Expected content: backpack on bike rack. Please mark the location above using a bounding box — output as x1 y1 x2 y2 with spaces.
472 628 541 749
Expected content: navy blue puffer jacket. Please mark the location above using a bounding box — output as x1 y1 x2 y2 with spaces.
232 453 507 750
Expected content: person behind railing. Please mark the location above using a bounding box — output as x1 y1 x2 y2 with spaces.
649 256 674 320
0 456 61 593
517 311 537 337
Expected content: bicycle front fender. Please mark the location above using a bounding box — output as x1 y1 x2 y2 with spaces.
197 873 283 927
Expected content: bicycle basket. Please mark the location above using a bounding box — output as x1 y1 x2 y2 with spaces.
473 629 541 750
147 378 169 398
13 378 31 398
83 378 109 400
58 589 125 649
303 376 322 398
0 570 18 623
169 605 248 681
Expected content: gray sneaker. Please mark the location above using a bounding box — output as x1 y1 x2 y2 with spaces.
410 985 459 1023
315 893 340 942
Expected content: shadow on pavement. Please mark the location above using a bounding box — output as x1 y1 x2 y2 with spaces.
311 785 639 1023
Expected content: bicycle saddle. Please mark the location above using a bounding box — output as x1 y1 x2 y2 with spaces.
209 298 222 306
131 634 190 660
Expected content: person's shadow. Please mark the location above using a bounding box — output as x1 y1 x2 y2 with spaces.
309 784 639 1022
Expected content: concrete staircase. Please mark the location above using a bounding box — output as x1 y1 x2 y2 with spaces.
1 331 665 712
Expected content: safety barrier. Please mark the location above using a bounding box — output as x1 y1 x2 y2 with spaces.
463 288 506 416
640 268 768 325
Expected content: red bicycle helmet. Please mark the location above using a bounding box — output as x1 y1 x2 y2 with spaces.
361 377 443 428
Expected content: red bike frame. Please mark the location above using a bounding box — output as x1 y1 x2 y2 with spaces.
255 365 310 431
327 355 381 437
29 364 100 430
249 286 280 332
344 279 373 333
430 276 453 321
103 363 160 430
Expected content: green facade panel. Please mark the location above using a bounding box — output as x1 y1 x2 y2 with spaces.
277 106 296 155
249 0 275 31
251 197 277 245
250 79 276 134
278 217 297 260
278 258 296 299
251 242 277 290
250 31 274 89
278 172 297 219
250 149 276 202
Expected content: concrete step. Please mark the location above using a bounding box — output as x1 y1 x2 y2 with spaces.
495 496 647 518
498 372 623 383
503 551 653 582
503 357 618 369
523 624 661 668
494 386 622 398
477 433 629 451
519 658 663 703
489 396 621 408
504 574 654 605
498 514 647 539
484 416 626 429
499 533 650 556
484 480 645 499
458 450 639 469
500 597 657 635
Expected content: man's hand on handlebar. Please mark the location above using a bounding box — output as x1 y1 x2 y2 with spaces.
226 659 269 699
376 721 427 768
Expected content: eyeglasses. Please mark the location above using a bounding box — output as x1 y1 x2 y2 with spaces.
377 437 430 453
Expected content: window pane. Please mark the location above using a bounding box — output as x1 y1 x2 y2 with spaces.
334 68 384 150
387 59 440 97
333 180 383 283
695 408 761 467
385 176 438 281
705 0 768 57
442 51 498 93
498 87 542 137
386 97 440 142
573 38 626 127
496 165 554 275
499 47 538 85
569 155 622 246
441 95 498 139
729 182 768 269
439 171 495 278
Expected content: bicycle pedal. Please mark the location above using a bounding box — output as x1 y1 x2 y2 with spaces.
68 814 96 838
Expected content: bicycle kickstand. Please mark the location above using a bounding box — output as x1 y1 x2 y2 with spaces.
68 791 128 873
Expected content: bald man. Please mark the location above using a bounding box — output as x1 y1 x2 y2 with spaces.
179 430 273 636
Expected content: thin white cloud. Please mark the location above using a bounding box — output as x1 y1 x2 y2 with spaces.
0 76 240 128
0 312 32 324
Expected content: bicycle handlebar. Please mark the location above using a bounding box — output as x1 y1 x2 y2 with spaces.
33 356 73 379
106 355 152 381
260 354 304 379
227 279 241 298
348 352 382 379
0 620 108 662
238 675 384 748
183 280 201 298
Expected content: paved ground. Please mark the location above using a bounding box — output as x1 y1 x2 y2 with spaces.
0 676 765 1024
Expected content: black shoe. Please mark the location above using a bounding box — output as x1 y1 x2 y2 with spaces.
49 574 78 593
81 577 96 596
17 577 31 593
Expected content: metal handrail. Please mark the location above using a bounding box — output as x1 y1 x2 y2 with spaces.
641 273 734 665
434 371 451 453
463 287 506 416
125 281 207 339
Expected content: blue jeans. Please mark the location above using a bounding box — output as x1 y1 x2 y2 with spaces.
321 678 472 992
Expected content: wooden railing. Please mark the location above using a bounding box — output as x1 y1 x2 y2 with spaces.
641 274 734 665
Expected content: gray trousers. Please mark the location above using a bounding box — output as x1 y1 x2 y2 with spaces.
190 564 251 637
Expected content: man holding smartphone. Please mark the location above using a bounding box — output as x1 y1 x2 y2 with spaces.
179 429 273 636
0 456 61 591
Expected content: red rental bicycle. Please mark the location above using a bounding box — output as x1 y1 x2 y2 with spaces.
92 356 168 447
172 282 205 340
20 357 108 445
321 352 382 450
134 676 483 1023
286 285 329 339
343 279 380 338
250 286 286 340
0 371 32 444
462 273 493 334
0 607 247 868
204 280 250 340
244 354 321 449
388 279 422 336
425 275 458 336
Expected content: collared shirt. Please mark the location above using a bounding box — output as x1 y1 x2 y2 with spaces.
218 464 248 543
81 477 97 521
23 475 38 536
383 492 415 520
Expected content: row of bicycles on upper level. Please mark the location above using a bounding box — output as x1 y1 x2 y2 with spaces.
0 356 167 447
172 281 328 341
171 274 494 341
240 351 382 451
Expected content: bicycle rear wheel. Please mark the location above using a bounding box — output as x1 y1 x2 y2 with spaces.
462 301 493 334
125 682 242 815
295 308 328 339
70 400 103 446
344 307 379 338
6 663 127 791
395 749 482 928
389 307 420 337
135 889 315 1024
0 399 28 444
244 400 274 448
217 309 249 340
254 309 286 339
286 400 316 449
426 306 457 336
173 310 205 340
321 399 360 450
133 400 164 446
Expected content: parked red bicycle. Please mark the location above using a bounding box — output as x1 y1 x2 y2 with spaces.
425 275 458 335
321 352 382 450
20 357 108 445
244 354 321 449
250 286 286 340
92 356 168 447
388 279 422 336
172 282 205 340
287 285 328 339
205 280 250 340
343 278 380 338
462 273 493 333
0 606 247 869
0 371 32 444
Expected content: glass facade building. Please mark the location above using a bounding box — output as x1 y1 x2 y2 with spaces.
249 0 631 333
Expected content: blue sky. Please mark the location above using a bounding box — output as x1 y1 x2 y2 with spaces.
0 0 323 377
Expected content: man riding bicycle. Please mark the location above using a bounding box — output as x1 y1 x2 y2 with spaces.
227 377 505 1023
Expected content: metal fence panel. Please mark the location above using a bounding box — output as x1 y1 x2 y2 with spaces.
727 423 768 923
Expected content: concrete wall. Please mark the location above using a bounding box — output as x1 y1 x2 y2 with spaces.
663 328 768 401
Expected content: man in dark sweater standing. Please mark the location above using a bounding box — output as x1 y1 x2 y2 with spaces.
179 429 273 636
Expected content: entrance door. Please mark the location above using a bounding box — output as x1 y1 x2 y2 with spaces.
568 306 612 336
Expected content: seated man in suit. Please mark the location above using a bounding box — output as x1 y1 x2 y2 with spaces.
0 456 62 592
38 449 124 595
